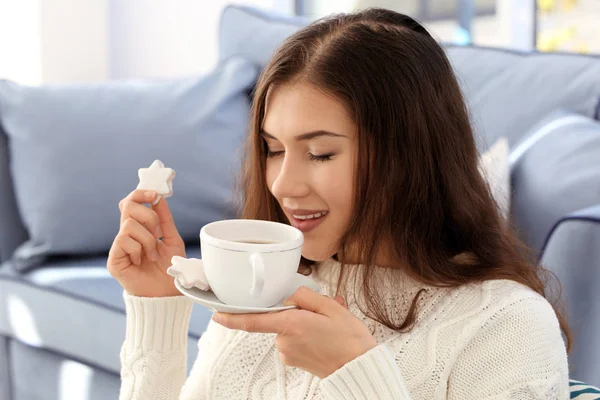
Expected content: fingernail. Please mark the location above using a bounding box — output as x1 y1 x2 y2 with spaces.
145 191 156 199
154 226 163 239
212 313 222 323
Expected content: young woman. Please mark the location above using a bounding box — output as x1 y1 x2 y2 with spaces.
108 8 570 400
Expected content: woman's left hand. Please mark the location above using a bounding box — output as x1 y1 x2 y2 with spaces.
212 286 377 379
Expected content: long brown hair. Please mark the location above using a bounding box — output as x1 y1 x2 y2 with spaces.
239 8 571 349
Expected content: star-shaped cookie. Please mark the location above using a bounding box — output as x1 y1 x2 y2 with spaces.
166 256 210 291
137 160 176 205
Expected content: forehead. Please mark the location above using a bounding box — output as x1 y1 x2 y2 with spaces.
263 82 356 138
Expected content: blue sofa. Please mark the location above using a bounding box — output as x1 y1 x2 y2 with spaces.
1 6 600 399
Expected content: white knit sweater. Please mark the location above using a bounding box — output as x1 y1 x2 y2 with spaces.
119 260 569 399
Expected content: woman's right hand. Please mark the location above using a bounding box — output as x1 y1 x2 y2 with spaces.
108 190 186 298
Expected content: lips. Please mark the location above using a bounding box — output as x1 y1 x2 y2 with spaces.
284 208 329 233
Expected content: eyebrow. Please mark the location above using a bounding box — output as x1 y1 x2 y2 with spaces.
260 130 347 142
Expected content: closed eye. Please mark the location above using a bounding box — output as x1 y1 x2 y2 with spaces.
308 153 334 162
266 150 284 158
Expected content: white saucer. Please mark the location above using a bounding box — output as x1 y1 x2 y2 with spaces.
174 273 322 314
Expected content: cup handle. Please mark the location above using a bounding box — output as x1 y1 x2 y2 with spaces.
249 252 265 298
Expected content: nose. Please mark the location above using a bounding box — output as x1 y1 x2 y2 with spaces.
269 155 310 199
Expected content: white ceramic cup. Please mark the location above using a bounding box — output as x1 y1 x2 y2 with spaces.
199 219 303 308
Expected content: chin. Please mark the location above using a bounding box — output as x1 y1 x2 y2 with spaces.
301 242 337 262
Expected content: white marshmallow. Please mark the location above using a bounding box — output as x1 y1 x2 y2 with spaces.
166 256 210 291
137 160 176 205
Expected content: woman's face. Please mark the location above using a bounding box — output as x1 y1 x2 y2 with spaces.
263 82 357 261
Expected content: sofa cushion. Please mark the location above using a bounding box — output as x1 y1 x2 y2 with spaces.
510 112 600 253
219 5 308 70
0 57 258 271
0 245 211 375
570 379 600 399
0 124 28 264
541 205 600 388
479 137 510 218
445 46 600 148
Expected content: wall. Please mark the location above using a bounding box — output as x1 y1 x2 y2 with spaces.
0 0 293 84
40 0 110 83
0 0 43 84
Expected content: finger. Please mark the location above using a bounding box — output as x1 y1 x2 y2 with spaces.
333 295 349 310
111 234 143 265
152 197 181 244
120 189 159 209
120 199 162 238
121 218 159 261
212 311 287 334
283 286 338 316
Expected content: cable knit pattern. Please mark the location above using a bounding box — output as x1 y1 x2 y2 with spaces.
119 260 570 399
120 293 193 400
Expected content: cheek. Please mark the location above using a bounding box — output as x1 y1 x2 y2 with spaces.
319 176 348 207
331 163 355 232
319 161 353 208
331 180 353 229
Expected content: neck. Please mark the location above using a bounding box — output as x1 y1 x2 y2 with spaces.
340 239 399 268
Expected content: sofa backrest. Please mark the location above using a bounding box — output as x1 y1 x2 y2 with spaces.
444 45 600 150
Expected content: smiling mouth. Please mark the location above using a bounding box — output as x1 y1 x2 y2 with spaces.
291 211 328 220
287 211 329 233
